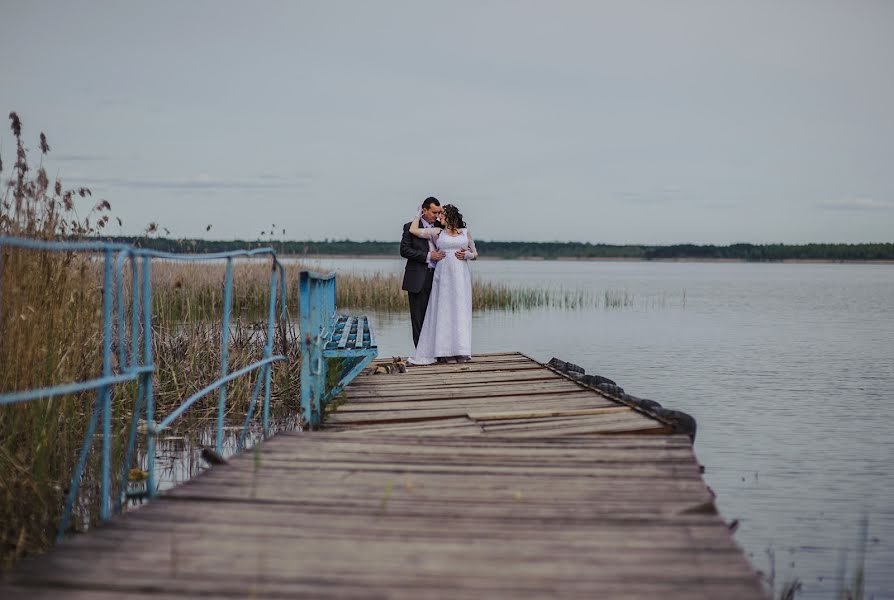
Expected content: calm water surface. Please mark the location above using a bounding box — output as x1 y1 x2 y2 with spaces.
300 257 894 599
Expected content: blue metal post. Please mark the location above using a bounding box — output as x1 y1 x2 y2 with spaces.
116 254 145 514
262 265 278 435
278 264 288 323
238 374 264 451
299 271 315 427
278 264 292 419
217 258 234 454
116 378 145 513
0 245 5 324
115 252 128 370
56 394 102 541
142 256 157 498
100 250 114 521
130 253 140 370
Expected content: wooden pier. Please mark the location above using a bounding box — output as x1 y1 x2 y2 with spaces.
2 352 766 599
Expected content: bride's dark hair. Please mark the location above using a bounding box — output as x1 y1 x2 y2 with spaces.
442 204 466 230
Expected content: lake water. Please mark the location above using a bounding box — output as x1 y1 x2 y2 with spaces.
298 256 894 599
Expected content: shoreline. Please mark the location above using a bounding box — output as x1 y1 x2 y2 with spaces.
284 254 894 265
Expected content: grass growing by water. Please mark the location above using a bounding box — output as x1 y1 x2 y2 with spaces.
1 259 299 568
151 261 586 317
151 262 653 317
0 115 300 567
758 513 873 599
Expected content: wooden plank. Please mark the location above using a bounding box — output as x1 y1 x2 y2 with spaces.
325 399 630 425
241 442 698 464
326 417 482 435
367 316 377 348
349 378 575 393
354 316 365 349
469 406 632 421
67 504 736 543
397 363 546 374
337 316 354 349
343 391 607 406
325 410 468 425
351 369 562 387
264 431 692 451
345 380 591 399
480 410 660 430
369 352 531 367
484 421 667 437
13 537 752 574
333 395 618 413
370 351 527 361
258 432 694 454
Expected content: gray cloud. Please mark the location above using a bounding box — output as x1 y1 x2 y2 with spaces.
3 1 892 243
616 187 685 205
53 154 111 162
69 175 310 192
817 198 894 211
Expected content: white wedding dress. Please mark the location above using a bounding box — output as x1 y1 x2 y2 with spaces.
409 229 474 365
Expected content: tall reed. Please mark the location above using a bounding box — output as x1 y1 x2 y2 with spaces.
0 115 299 567
0 113 116 566
149 263 623 317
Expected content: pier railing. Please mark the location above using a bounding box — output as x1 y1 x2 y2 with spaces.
0 236 289 540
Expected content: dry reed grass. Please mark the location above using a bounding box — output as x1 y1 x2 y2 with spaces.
1 114 117 565
150 261 607 316
0 114 299 567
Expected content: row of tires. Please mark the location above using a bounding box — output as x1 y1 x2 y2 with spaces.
547 357 697 443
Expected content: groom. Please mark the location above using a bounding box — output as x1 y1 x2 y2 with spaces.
401 196 445 346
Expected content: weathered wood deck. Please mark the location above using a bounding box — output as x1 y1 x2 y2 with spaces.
1 352 766 599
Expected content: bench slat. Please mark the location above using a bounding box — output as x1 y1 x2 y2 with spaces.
337 316 354 350
368 320 377 348
354 317 366 349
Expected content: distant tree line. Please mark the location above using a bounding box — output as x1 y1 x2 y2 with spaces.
105 237 894 261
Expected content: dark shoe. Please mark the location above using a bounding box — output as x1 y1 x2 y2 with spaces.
436 357 450 364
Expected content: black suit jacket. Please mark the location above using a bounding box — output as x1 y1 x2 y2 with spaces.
400 221 433 293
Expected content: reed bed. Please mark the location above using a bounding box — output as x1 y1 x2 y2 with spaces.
151 262 646 317
335 272 628 312
0 115 300 567
1 256 300 567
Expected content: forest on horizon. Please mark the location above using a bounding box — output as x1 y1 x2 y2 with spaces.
106 237 894 261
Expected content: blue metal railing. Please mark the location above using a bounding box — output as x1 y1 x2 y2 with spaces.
0 236 290 540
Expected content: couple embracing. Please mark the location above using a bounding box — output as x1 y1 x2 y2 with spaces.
400 196 478 365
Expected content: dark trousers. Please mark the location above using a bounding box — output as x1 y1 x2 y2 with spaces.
408 268 435 347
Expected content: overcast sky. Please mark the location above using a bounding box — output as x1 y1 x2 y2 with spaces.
2 1 893 244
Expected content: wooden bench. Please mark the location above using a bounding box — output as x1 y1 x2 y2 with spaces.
299 271 378 428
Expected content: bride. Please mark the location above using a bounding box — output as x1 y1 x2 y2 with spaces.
407 204 478 365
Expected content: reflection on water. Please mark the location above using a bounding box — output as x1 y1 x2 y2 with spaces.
313 257 894 599
123 417 299 510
